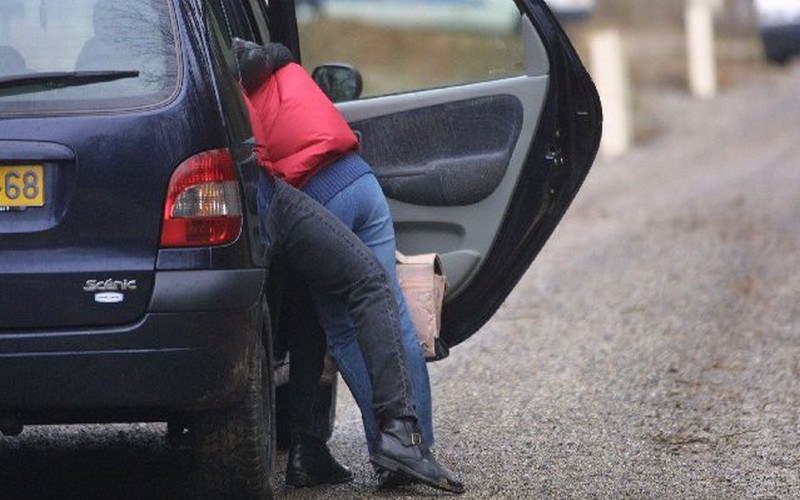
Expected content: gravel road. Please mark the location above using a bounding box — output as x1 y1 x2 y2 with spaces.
2 63 800 499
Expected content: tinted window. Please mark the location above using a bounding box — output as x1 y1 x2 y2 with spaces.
0 0 179 114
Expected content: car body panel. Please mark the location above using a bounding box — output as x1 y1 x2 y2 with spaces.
754 0 800 63
0 0 234 330
0 303 261 421
0 0 265 422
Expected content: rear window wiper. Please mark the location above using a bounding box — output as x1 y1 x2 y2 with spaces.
0 70 140 92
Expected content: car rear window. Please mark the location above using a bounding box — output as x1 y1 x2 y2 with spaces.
0 0 180 115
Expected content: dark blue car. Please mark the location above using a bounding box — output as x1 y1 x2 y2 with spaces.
0 0 600 497
755 0 800 64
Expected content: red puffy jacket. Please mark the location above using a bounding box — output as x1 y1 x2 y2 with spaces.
243 62 359 188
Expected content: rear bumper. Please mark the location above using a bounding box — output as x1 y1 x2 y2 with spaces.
0 269 266 423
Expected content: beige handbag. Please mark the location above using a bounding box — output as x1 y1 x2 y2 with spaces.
395 251 449 361
319 250 449 385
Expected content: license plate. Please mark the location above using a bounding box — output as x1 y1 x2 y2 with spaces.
0 165 45 207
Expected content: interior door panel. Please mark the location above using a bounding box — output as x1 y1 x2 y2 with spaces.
337 19 549 298
353 95 524 207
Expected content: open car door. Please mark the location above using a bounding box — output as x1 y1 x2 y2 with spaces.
285 0 602 349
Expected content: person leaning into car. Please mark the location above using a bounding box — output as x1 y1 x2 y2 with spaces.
253 171 462 494
232 38 463 493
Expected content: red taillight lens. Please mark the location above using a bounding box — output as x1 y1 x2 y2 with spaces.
161 149 243 247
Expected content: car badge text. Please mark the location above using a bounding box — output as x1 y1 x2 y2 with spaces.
84 279 136 303
84 279 138 292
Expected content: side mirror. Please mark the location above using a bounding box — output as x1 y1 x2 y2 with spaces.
311 64 363 103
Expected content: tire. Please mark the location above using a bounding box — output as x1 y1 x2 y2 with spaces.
192 303 275 499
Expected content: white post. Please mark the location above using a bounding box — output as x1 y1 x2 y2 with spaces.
590 29 632 157
686 0 719 99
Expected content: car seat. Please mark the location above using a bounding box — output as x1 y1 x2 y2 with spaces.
75 0 132 71
0 46 27 76
75 0 167 72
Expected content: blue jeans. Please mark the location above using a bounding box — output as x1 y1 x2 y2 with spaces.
257 174 417 424
309 168 434 449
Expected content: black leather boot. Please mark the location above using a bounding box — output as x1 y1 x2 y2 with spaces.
376 467 413 489
370 418 465 494
285 434 353 487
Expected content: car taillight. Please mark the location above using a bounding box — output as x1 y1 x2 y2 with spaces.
161 149 243 247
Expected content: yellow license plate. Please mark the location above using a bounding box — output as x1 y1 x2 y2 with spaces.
0 165 45 207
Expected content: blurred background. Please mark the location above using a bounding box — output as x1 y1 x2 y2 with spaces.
293 0 795 154
566 0 782 147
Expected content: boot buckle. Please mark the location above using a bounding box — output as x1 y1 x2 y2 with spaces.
410 432 422 446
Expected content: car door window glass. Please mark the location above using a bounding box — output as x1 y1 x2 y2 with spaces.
207 1 240 72
206 0 257 143
295 0 524 97
245 0 272 43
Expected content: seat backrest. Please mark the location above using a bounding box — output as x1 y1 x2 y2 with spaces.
75 0 128 70
0 46 27 75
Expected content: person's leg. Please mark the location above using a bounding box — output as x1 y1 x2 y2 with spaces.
278 271 353 487
270 261 338 446
264 176 415 423
319 169 434 446
279 271 327 439
308 288 380 447
259 175 463 493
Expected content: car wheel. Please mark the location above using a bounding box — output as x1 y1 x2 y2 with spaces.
192 336 275 499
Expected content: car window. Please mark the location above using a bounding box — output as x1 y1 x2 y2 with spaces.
0 0 179 115
208 1 240 73
295 0 525 97
245 0 272 44
205 0 256 144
